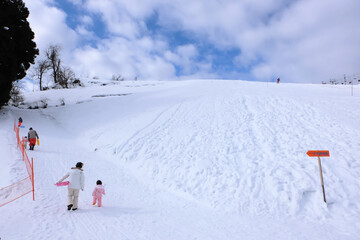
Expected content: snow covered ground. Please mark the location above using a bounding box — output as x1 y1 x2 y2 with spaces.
1 79 360 239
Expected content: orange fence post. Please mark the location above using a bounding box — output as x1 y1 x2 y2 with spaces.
32 157 35 201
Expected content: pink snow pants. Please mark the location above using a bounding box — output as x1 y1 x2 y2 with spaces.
93 196 102 207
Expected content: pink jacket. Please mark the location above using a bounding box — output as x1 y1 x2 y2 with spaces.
92 185 105 197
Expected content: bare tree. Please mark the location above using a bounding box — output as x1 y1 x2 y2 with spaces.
111 74 125 81
33 44 78 89
46 45 61 85
33 59 50 90
58 66 75 88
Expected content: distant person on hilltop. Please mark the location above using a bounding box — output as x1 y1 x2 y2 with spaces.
57 162 85 211
277 78 280 84
18 117 23 127
27 127 39 150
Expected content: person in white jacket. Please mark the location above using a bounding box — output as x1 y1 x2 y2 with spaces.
57 162 85 211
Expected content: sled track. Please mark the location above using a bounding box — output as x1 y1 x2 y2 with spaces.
114 93 360 218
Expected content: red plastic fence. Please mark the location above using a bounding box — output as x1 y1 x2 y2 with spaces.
14 120 35 200
0 121 35 207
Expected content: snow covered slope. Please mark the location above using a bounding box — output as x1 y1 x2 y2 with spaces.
1 80 360 239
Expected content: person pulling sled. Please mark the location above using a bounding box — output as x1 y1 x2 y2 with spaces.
57 162 85 211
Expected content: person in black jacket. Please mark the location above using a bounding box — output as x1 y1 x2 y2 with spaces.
18 117 23 127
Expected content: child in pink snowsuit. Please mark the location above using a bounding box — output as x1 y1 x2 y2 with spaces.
92 180 105 207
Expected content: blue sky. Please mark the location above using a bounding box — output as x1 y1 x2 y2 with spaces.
25 0 360 83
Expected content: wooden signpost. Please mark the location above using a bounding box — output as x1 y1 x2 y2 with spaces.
307 150 330 203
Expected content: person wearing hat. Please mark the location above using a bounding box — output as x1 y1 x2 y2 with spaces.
57 162 85 211
27 127 39 150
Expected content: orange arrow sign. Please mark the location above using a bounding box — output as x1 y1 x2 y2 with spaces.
307 150 330 157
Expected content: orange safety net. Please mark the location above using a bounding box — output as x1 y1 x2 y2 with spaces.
0 121 35 207
0 177 33 207
14 123 33 179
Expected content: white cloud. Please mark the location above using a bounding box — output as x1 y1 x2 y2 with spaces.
25 0 360 83
176 45 198 59
154 0 360 82
26 0 78 57
164 44 199 75
75 15 96 39
75 25 96 39
139 56 176 80
71 37 176 80
84 0 149 39
79 15 94 27
243 0 360 82
66 0 83 5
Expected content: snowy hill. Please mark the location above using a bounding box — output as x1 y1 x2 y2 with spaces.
1 80 360 239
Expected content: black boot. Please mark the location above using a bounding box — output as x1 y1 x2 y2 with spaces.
67 204 73 210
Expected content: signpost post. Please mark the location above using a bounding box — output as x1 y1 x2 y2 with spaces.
306 150 330 203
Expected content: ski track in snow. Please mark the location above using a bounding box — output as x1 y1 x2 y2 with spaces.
114 85 360 220
1 80 360 239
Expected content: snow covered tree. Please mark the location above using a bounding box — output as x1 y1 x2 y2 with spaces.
0 0 38 108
